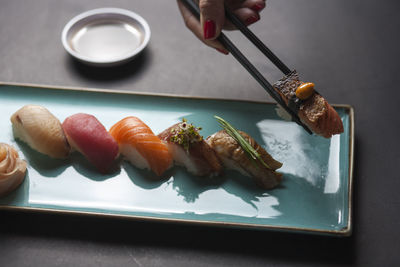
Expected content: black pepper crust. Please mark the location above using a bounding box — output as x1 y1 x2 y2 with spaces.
273 70 302 100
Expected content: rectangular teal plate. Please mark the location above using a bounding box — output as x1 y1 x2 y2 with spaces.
0 83 354 236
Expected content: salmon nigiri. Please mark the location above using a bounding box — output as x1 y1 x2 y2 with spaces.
109 117 172 176
273 71 344 138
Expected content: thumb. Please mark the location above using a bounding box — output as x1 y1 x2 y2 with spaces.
199 0 225 40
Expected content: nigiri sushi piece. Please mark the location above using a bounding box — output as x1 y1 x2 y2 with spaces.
0 143 27 197
207 125 282 189
109 116 172 176
273 71 344 138
10 105 70 158
62 113 119 173
158 119 223 177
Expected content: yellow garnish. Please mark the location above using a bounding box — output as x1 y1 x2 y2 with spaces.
170 118 203 152
296 82 315 100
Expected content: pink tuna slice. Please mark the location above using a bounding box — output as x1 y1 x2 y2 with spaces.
62 113 119 173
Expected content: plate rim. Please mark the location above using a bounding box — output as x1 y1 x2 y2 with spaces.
0 82 355 236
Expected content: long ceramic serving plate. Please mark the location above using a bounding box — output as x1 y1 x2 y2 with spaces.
0 83 354 236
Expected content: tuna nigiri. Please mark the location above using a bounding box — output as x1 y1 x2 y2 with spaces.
10 105 70 158
273 71 344 138
109 116 172 176
0 143 27 197
62 113 119 173
158 119 223 177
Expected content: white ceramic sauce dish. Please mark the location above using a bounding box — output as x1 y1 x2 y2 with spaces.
62 8 151 66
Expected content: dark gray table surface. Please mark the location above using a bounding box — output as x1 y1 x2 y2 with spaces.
1 0 399 266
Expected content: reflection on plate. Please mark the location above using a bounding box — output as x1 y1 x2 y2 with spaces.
0 83 354 236
61 8 151 66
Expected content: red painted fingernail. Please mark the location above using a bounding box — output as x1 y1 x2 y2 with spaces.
216 48 229 55
246 15 260 25
204 20 216 39
252 3 265 12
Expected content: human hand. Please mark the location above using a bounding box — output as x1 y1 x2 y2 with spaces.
177 0 266 54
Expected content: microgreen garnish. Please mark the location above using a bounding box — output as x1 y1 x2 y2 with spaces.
214 115 271 169
170 118 203 152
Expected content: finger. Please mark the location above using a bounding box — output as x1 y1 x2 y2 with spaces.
224 0 246 10
199 0 225 40
223 7 261 30
241 0 266 12
177 0 229 54
177 0 203 39
226 0 266 11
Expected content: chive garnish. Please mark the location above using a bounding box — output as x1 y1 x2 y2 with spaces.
214 116 271 169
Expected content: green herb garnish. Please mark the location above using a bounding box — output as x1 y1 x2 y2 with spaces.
214 115 271 169
170 118 203 152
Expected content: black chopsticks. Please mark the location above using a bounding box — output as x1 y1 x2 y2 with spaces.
223 6 292 76
180 0 312 134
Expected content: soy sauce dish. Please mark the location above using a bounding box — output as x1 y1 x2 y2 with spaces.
62 8 150 66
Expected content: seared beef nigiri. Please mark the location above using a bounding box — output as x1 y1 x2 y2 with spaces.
158 119 223 177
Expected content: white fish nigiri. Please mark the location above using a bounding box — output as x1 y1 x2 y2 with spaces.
0 143 27 197
10 105 70 158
